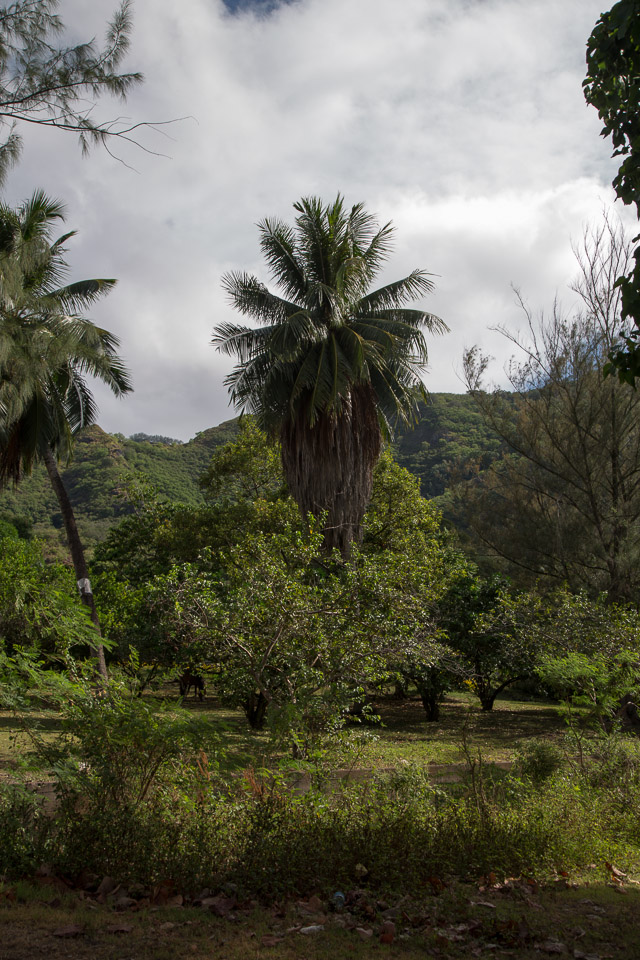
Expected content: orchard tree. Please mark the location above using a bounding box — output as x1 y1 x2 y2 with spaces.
364 451 466 721
199 417 285 504
439 575 538 712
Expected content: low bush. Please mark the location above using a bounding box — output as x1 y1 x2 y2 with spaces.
513 739 565 785
3 757 639 896
0 784 50 876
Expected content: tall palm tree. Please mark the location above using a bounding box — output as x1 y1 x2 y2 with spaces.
0 190 132 679
213 195 447 556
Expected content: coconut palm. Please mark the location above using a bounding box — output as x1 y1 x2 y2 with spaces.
213 195 447 556
0 190 132 679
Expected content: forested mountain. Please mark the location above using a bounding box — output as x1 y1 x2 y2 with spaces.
392 393 506 499
0 395 503 558
0 419 240 559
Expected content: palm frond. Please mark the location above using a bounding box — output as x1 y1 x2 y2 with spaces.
258 218 307 302
355 270 437 312
49 278 117 312
0 190 130 482
221 271 302 326
212 322 273 362
214 194 445 429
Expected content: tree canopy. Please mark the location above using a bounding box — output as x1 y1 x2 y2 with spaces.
0 0 143 184
459 218 640 602
213 195 447 555
584 0 640 383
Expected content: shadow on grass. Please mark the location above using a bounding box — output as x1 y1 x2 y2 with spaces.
368 693 567 753
0 714 62 732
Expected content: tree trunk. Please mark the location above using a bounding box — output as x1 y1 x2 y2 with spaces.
393 679 409 700
418 688 440 721
42 446 108 682
281 384 381 558
244 690 269 729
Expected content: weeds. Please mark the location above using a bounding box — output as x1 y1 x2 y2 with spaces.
2 745 639 897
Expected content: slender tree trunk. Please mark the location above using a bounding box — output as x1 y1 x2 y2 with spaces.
281 384 381 558
42 446 108 681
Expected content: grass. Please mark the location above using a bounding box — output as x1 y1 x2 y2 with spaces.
344 690 567 766
1 877 639 960
0 705 61 779
0 686 569 781
2 684 640 957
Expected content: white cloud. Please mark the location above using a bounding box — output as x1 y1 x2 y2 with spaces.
3 0 628 439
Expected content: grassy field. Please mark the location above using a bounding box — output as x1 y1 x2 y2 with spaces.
0 688 568 780
2 686 640 958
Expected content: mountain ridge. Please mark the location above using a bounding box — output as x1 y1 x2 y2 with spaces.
0 396 502 558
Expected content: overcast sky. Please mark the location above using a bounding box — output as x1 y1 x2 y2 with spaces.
5 0 632 441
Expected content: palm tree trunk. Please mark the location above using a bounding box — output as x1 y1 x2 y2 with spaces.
281 384 381 558
42 445 108 681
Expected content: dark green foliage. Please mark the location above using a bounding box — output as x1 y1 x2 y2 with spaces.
0 785 50 876
393 394 506 501
0 420 241 557
584 0 640 382
0 399 508 556
3 758 640 894
199 418 285 504
513 740 565 785
0 536 96 656
129 433 183 445
440 576 538 711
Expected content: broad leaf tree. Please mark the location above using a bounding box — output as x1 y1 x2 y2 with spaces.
0 190 132 679
584 0 640 382
213 195 447 556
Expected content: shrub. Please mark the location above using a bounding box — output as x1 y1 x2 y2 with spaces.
0 785 50 876
513 739 565 785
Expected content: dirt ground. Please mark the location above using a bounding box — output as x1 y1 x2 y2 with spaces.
1 876 638 960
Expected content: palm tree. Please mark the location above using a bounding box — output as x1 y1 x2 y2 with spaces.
213 195 447 556
0 190 132 679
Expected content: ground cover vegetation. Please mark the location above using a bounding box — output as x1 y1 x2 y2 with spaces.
2 0 640 953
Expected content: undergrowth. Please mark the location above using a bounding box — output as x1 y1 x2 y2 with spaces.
2 679 639 898
2 756 639 897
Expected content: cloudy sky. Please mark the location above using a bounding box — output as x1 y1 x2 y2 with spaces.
5 0 632 440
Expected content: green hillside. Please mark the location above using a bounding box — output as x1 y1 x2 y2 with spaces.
0 395 502 556
0 419 240 559
393 393 505 500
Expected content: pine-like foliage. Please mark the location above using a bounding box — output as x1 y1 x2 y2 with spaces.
0 0 143 183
